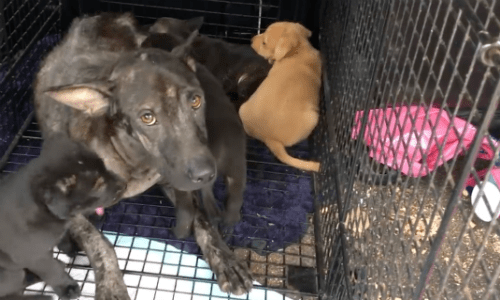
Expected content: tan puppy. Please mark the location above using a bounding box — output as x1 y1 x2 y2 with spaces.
239 21 321 172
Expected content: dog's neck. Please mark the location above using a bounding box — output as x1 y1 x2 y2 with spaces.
93 137 161 200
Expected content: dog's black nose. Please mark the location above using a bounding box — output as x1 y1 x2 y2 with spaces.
187 159 216 184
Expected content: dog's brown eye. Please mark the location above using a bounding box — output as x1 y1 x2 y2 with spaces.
140 112 156 125
190 95 202 109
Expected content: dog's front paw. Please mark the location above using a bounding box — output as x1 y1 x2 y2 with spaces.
194 212 253 295
53 281 81 300
210 246 253 295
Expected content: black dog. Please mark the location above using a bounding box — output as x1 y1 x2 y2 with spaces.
142 31 247 229
143 17 271 110
0 135 126 300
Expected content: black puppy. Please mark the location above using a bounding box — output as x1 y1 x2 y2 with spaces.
142 31 247 229
143 17 271 110
0 135 126 300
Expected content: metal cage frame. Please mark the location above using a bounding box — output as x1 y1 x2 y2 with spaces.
1 0 500 299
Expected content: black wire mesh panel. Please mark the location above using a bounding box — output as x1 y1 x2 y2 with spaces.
316 0 500 299
0 0 60 165
77 0 281 43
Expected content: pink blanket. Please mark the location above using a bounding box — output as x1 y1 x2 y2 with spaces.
351 105 499 186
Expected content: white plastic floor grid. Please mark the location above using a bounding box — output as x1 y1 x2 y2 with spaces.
24 232 295 300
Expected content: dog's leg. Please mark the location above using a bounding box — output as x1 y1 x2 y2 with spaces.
160 186 196 239
200 186 222 225
193 206 253 295
173 190 196 239
68 214 130 300
56 212 105 258
222 148 246 226
0 268 25 298
223 171 246 226
24 255 80 300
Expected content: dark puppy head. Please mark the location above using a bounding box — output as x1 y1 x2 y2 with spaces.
69 12 147 52
146 16 270 106
31 135 126 220
148 16 204 40
43 32 217 192
141 32 184 52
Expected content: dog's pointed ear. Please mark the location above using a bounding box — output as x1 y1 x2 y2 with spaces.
44 81 114 116
274 31 298 61
40 174 80 219
294 23 312 39
171 29 199 72
42 192 72 220
34 180 72 220
186 16 204 32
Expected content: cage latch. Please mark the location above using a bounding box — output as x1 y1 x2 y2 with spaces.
479 31 500 68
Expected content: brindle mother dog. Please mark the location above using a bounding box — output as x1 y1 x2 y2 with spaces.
34 13 252 295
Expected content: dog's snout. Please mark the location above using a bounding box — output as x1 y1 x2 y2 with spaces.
187 158 216 184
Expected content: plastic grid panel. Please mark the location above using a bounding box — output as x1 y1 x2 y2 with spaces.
316 0 500 299
22 233 298 300
1 120 319 300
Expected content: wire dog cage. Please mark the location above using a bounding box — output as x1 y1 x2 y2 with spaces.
1 1 320 300
0 0 500 299
316 0 500 299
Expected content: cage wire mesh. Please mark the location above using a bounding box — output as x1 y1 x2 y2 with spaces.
79 0 281 43
0 0 60 163
4 0 500 299
316 0 500 299
0 0 321 300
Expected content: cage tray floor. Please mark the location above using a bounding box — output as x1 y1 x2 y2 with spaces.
1 121 318 300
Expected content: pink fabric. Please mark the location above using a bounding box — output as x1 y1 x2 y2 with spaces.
465 166 500 187
352 105 498 178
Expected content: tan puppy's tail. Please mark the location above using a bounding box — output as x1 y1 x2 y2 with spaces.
264 139 320 172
